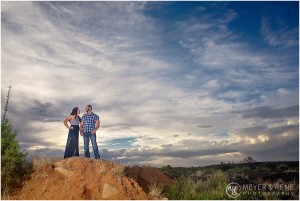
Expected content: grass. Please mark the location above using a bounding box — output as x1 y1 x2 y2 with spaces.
31 154 56 170
111 161 125 178
148 183 165 200
161 161 299 200
163 169 299 200
164 170 229 200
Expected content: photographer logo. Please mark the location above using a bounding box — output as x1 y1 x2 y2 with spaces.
226 182 241 198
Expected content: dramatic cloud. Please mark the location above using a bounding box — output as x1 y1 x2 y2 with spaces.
1 2 298 167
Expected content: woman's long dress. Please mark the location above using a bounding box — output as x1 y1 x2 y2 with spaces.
64 116 80 158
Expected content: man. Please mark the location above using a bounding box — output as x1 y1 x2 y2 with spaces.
80 105 101 159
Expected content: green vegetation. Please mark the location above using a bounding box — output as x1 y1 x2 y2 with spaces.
164 170 229 200
161 161 299 200
161 161 299 179
1 118 27 195
1 86 27 197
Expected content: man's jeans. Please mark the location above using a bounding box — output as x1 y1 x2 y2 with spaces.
83 132 101 159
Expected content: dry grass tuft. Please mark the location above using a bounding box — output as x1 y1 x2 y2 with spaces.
1 187 11 200
148 183 165 200
111 163 125 178
31 154 61 170
31 154 52 170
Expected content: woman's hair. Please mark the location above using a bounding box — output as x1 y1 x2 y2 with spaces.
70 107 79 115
70 107 82 123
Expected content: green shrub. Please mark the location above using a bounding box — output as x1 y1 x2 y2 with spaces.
254 166 272 174
276 164 289 172
1 118 26 195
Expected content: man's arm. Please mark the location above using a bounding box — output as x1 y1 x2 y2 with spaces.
91 119 100 134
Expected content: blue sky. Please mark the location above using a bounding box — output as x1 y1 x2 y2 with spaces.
1 1 299 167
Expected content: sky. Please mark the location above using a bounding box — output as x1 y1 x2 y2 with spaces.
1 1 299 167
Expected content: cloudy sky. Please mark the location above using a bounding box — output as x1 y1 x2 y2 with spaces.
1 1 299 167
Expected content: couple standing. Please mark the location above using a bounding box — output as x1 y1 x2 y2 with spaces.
63 105 101 159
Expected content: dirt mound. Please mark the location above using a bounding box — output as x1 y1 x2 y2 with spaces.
125 165 173 193
14 157 151 200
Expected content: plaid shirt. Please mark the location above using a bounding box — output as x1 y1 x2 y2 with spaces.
82 112 100 133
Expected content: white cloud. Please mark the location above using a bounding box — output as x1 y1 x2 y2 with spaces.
261 16 299 48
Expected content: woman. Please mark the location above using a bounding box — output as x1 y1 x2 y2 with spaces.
63 107 81 158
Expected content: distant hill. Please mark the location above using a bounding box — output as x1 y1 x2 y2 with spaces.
160 161 299 182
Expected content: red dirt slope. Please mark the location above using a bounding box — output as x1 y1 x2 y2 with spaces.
15 157 149 200
125 165 173 193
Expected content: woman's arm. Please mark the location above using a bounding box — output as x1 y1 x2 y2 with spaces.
79 120 84 136
63 115 74 130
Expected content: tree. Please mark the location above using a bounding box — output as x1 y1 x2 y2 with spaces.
241 156 256 163
1 86 26 195
2 85 11 121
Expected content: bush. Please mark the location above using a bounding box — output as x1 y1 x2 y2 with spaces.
1 118 26 195
226 166 251 175
276 164 289 172
254 166 272 174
